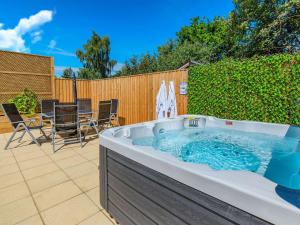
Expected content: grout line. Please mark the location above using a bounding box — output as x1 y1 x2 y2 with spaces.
41 146 102 211
11 147 47 225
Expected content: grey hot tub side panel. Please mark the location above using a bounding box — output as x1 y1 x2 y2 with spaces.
99 145 271 225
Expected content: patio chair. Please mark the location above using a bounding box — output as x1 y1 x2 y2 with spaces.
52 103 85 152
90 100 112 135
40 99 59 125
110 99 119 126
1 103 48 150
78 99 92 113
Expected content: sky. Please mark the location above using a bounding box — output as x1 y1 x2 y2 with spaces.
0 0 233 75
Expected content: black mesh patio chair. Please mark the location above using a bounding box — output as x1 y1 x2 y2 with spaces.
78 99 92 113
52 103 85 152
110 99 119 126
40 99 59 125
78 98 93 125
1 103 48 150
90 100 112 135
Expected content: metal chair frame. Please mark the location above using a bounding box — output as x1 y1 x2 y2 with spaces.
1 103 48 150
90 100 112 136
51 103 84 153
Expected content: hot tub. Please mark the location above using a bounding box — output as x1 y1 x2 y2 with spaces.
99 115 300 225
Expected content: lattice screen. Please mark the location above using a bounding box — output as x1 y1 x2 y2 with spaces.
0 50 53 103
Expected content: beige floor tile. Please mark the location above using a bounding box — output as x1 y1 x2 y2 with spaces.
73 172 99 192
22 162 60 180
0 182 30 206
15 214 44 225
79 150 99 161
86 187 102 209
49 150 77 161
78 211 114 225
41 194 98 225
14 150 46 162
0 197 38 225
0 156 16 167
64 161 98 179
0 172 24 189
56 155 87 169
0 163 19 176
27 170 69 193
18 156 52 170
0 149 13 158
33 180 82 211
91 158 99 166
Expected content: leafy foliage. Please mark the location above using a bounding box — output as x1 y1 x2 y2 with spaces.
117 0 299 76
228 0 300 57
188 53 300 125
62 67 73 79
9 89 38 114
76 32 117 79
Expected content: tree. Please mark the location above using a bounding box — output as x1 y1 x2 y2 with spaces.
62 67 73 79
227 0 300 57
76 32 117 79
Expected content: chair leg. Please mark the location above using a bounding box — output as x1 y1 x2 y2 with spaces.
52 132 56 153
40 128 49 140
24 127 40 147
4 129 18 150
79 130 83 148
18 130 26 143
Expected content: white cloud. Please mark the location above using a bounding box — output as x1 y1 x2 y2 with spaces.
48 39 56 48
112 62 124 73
0 23 3 29
0 10 53 52
47 39 75 57
31 31 42 44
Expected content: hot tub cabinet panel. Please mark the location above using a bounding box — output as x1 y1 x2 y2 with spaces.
99 146 271 225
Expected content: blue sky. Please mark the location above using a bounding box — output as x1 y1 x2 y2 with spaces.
0 0 233 75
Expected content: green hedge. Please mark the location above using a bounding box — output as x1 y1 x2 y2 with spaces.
188 54 300 126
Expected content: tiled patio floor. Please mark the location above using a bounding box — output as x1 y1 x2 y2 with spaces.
0 130 117 225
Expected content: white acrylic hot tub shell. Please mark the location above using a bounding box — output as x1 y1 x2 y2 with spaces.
99 115 300 225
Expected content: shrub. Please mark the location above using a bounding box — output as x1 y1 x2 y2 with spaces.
188 54 300 125
9 89 38 114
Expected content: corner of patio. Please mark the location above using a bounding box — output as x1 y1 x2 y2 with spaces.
0 130 117 225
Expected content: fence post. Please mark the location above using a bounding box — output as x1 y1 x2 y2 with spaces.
50 57 55 99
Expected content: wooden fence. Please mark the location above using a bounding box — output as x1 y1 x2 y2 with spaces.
54 70 188 125
0 50 54 103
0 50 188 128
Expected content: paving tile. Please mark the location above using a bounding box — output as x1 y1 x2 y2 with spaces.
0 172 24 189
56 155 87 169
86 187 102 209
27 170 69 193
78 211 115 225
49 150 77 161
63 161 98 179
41 194 98 225
0 196 38 225
91 158 99 166
14 150 46 162
0 156 16 167
0 182 30 207
33 180 82 211
79 150 99 161
22 162 60 180
0 163 19 176
15 214 44 225
18 156 52 170
73 172 99 192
